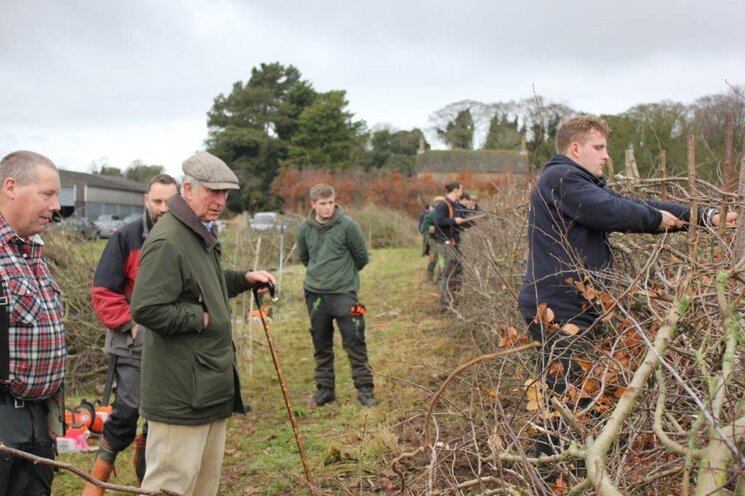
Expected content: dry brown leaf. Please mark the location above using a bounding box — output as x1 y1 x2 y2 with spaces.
547 360 565 378
599 292 615 311
573 356 592 372
552 474 568 494
562 323 581 335
498 325 518 347
535 303 555 325
582 378 601 394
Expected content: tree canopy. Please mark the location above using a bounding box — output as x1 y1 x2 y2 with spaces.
435 108 475 150
286 90 365 170
363 127 428 175
124 160 165 184
206 62 317 211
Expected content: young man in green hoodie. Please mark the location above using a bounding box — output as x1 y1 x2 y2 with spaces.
297 183 377 407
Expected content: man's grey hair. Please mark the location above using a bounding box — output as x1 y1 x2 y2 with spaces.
182 174 203 192
0 150 57 185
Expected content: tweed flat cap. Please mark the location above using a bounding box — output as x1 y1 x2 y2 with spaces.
182 152 240 190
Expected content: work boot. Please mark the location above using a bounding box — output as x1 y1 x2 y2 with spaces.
357 387 378 407
81 457 114 496
132 434 147 487
308 387 335 407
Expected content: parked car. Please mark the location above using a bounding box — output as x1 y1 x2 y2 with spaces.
122 213 141 224
94 214 125 239
55 217 101 240
250 212 279 231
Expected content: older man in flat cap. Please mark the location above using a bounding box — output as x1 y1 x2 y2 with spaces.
131 152 275 496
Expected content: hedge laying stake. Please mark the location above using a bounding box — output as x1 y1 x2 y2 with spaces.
251 282 320 495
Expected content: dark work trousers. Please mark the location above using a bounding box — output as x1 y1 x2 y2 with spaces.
425 236 439 281
101 355 143 456
527 320 603 475
0 393 55 496
439 243 462 309
305 292 374 391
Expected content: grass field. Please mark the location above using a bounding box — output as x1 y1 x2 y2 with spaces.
53 246 473 495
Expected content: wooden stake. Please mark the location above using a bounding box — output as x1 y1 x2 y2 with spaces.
687 134 698 260
625 146 640 181
734 128 745 258
719 115 735 240
660 150 668 201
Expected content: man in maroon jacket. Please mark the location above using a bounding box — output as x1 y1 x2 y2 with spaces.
82 174 178 494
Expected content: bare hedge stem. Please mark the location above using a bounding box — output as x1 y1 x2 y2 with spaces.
0 444 182 496
586 280 688 496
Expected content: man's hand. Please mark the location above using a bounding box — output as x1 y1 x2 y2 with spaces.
203 312 209 329
246 270 276 296
130 324 139 340
711 210 738 228
454 217 465 225
658 210 684 231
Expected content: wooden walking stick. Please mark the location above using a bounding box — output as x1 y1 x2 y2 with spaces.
251 283 320 495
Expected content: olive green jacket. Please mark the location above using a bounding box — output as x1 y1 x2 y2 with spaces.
131 195 251 425
297 205 369 294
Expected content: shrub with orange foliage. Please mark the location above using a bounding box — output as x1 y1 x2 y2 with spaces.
271 167 521 216
273 168 442 216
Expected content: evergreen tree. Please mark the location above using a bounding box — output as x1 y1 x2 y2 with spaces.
286 90 365 170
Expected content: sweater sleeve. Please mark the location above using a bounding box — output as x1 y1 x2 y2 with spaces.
548 170 663 233
131 238 203 336
297 223 309 267
224 270 252 298
346 221 369 271
90 232 133 330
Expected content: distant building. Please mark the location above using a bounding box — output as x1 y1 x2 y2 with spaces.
415 141 530 182
59 170 146 219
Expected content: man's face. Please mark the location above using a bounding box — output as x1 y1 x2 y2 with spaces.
311 195 335 222
184 182 229 222
454 185 464 200
571 130 609 177
8 165 61 238
144 182 178 224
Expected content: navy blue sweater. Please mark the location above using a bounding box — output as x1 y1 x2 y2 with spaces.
518 155 694 328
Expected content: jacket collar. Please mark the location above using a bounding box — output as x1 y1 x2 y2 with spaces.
308 204 343 229
545 154 607 188
166 195 219 250
141 210 153 238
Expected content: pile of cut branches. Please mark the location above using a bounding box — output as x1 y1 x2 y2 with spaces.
394 142 745 494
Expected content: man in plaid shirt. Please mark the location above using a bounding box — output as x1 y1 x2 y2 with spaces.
0 150 66 495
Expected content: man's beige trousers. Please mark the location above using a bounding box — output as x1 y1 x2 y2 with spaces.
141 418 227 496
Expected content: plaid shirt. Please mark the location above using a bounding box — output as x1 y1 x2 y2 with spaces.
0 215 66 400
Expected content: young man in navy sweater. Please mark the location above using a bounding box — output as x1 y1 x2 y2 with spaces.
518 115 735 477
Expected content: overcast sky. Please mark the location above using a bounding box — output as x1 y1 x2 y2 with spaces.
2 0 743 179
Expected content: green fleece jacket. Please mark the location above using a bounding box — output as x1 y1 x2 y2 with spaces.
131 195 251 425
297 205 369 294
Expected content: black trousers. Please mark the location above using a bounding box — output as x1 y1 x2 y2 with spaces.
527 320 602 467
305 292 373 390
0 393 55 496
101 356 144 455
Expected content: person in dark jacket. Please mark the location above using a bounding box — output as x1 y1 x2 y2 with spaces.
518 115 735 475
83 174 178 495
433 182 467 310
418 204 432 257
131 152 275 496
297 183 376 407
421 196 445 282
